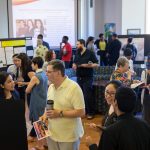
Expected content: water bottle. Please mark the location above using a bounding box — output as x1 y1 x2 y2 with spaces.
46 100 54 110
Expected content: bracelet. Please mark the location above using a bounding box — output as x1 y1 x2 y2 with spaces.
59 110 63 117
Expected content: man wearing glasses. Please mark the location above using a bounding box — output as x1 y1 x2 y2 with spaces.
42 59 85 150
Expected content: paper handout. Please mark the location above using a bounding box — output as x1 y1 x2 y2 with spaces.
131 81 144 89
33 120 51 140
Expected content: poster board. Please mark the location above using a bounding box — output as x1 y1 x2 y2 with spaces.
0 37 33 68
118 34 150 64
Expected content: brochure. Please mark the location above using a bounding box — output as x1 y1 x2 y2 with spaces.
33 120 51 140
131 81 144 89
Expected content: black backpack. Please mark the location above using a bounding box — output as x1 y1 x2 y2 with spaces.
126 43 134 51
126 43 137 60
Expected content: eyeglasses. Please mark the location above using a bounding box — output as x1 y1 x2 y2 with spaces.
105 91 116 97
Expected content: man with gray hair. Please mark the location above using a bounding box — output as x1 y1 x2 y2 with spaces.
42 59 85 150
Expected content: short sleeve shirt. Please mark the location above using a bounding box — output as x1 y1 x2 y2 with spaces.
47 77 85 142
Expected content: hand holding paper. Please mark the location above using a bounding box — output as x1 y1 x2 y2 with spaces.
33 120 51 140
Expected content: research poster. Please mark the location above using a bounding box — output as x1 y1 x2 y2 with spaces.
12 0 76 47
5 47 14 65
0 48 6 67
119 38 145 61
0 38 33 67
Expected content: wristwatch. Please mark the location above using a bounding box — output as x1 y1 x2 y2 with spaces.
59 110 63 117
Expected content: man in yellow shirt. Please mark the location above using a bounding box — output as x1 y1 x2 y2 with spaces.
45 60 85 150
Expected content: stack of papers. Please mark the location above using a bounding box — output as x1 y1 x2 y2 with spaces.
131 82 144 89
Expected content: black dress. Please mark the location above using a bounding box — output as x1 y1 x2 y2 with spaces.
102 106 117 127
0 92 28 150
143 73 150 125
89 114 150 150
16 66 33 106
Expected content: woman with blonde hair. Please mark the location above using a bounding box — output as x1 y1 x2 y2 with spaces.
110 56 132 86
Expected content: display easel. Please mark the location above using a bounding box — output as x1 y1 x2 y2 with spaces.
0 37 33 68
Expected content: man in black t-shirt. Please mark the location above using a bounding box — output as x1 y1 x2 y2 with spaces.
87 87 150 150
107 33 121 66
72 39 98 119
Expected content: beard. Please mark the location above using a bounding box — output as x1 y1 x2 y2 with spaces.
77 47 83 52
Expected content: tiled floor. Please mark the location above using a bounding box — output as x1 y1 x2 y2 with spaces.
28 115 103 150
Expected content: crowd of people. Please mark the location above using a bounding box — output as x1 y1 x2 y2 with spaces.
0 32 150 150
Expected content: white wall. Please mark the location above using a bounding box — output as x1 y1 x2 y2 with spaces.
78 0 104 39
94 0 104 38
103 0 122 34
87 0 95 36
146 0 150 33
93 0 145 36
0 0 8 38
93 0 122 38
122 0 146 34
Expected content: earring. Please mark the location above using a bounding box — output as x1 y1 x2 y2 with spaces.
0 84 4 88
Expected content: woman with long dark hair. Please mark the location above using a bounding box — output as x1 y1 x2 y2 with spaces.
86 36 95 52
34 19 45 37
89 80 122 129
26 19 34 37
0 71 28 150
15 53 35 105
86 80 122 149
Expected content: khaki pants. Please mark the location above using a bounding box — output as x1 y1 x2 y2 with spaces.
47 137 80 150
